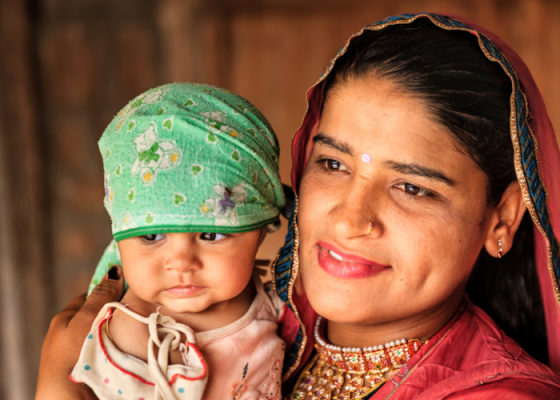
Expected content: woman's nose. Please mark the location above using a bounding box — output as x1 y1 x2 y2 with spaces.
330 179 384 239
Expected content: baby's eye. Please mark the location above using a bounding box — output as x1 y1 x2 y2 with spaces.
142 234 165 241
200 233 227 241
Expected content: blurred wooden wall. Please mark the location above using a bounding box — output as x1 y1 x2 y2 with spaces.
0 1 50 399
1 0 559 397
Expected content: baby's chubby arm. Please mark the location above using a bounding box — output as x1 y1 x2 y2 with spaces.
35 266 124 400
108 297 153 362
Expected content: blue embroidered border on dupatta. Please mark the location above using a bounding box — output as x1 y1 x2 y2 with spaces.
477 33 560 279
273 201 305 377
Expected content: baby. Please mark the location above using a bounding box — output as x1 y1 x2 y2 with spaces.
70 83 287 400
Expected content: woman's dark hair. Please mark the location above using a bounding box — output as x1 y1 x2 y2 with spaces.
321 19 548 364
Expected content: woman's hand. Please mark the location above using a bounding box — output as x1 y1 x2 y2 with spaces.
36 265 124 400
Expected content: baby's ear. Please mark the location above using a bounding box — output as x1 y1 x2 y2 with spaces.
266 220 281 233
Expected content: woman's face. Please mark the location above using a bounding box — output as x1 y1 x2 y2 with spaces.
298 77 492 327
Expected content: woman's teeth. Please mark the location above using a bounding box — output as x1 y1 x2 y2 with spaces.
329 250 344 261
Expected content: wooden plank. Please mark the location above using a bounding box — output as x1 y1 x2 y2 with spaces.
0 0 53 397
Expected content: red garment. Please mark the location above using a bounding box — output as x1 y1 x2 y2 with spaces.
274 12 560 398
373 298 560 399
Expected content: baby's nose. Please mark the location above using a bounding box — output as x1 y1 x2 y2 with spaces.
165 256 202 273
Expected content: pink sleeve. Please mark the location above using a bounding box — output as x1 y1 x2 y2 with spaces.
445 379 560 399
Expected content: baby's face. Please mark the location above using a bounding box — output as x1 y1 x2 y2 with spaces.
118 230 263 314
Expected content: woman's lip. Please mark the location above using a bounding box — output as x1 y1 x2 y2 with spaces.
164 285 205 297
318 241 389 267
317 241 390 279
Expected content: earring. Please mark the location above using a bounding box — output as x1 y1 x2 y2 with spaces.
367 220 374 235
498 239 503 258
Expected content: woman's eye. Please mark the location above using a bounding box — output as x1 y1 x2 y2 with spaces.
323 159 347 172
200 232 227 241
396 183 433 198
142 234 165 241
404 183 421 195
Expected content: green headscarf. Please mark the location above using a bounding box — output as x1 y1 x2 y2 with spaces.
88 83 284 294
101 83 284 240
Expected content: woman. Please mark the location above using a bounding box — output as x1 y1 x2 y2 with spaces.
37 13 560 399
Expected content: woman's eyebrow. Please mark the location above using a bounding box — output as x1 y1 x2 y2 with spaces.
384 160 455 186
313 133 354 156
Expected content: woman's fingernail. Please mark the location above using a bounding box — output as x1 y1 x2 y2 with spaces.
108 266 120 280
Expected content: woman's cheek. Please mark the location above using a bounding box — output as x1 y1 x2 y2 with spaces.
404 214 474 291
388 203 454 276
299 172 338 222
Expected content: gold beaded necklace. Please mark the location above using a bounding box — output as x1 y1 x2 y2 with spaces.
288 317 427 400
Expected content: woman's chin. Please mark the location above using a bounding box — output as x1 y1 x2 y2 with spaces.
301 269 384 319
313 303 391 326
305 286 393 325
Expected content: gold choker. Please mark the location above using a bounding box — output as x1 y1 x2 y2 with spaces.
289 317 427 400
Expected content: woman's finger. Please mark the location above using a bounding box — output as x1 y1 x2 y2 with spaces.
69 265 124 337
65 293 88 312
47 293 86 331
79 265 123 318
36 265 124 400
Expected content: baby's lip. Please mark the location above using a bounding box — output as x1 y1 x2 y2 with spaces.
164 285 205 297
168 284 203 289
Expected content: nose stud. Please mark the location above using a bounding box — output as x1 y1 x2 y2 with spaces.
361 153 371 163
367 220 374 235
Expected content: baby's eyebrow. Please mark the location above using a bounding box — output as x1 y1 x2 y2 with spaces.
313 133 354 156
384 160 455 186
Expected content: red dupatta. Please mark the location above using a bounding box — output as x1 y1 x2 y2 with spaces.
273 13 560 392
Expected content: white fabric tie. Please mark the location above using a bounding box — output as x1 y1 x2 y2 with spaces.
102 302 206 400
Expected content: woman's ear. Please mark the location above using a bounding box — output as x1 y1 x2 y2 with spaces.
483 182 527 258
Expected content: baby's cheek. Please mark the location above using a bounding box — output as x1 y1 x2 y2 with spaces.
125 271 159 301
232 274 251 294
221 268 253 301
